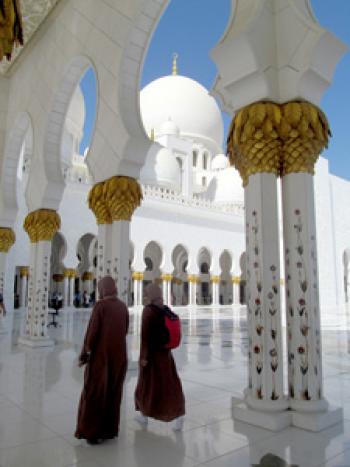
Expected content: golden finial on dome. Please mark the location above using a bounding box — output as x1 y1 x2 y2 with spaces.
172 53 178 75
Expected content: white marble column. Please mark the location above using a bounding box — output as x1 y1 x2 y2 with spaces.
282 172 342 430
89 177 142 306
232 276 241 305
111 220 130 303
63 275 69 307
0 228 15 334
0 253 7 334
69 276 75 306
20 240 54 346
19 267 29 308
233 173 289 430
161 274 172 306
96 223 112 282
188 275 198 307
133 277 138 306
132 272 144 306
19 209 60 347
211 276 220 306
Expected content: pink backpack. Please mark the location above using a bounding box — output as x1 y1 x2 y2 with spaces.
163 306 181 349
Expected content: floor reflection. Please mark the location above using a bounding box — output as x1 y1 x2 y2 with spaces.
0 305 349 467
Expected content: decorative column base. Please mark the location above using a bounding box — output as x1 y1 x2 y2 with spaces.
18 336 54 348
291 406 343 432
233 401 292 432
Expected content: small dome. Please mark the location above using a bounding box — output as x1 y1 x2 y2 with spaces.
211 154 229 170
159 118 180 137
141 75 224 154
206 167 244 204
140 144 181 192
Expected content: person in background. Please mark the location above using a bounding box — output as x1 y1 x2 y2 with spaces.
82 290 89 308
74 290 81 308
75 276 129 444
134 283 185 431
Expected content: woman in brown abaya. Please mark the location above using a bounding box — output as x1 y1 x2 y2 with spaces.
134 283 185 430
75 276 129 444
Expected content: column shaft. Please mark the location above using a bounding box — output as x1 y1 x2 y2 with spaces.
282 173 325 410
20 274 28 307
245 173 286 410
111 220 130 303
69 277 74 306
63 276 69 307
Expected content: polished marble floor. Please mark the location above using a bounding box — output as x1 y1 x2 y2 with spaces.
0 305 350 467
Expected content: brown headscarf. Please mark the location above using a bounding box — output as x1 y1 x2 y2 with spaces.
98 276 117 300
145 283 163 308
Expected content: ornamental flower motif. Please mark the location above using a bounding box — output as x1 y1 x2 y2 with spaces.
298 298 306 306
255 298 261 305
256 325 264 336
297 262 303 268
298 346 305 354
270 265 276 272
254 346 260 354
268 292 274 299
269 348 277 358
254 262 259 268
295 209 300 215
271 329 276 339
252 210 257 216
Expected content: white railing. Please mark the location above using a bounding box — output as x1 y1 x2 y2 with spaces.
141 184 244 216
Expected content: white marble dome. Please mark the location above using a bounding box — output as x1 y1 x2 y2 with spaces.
159 118 180 137
212 153 229 170
206 166 244 204
140 144 181 192
140 75 224 153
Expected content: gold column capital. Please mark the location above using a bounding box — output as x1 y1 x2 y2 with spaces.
227 101 330 184
23 209 60 243
88 182 112 225
188 274 199 283
132 272 144 280
64 268 76 278
232 275 241 284
52 273 64 282
227 102 282 186
104 176 143 221
82 271 94 281
161 273 172 282
280 101 330 176
0 227 15 252
210 275 220 284
19 266 29 277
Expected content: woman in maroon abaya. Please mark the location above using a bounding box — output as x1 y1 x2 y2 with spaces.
134 283 185 430
75 276 129 444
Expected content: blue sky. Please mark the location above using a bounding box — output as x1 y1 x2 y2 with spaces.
80 0 350 180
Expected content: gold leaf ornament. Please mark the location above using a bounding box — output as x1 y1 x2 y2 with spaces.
24 209 60 243
0 227 15 252
0 0 23 61
104 176 143 221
